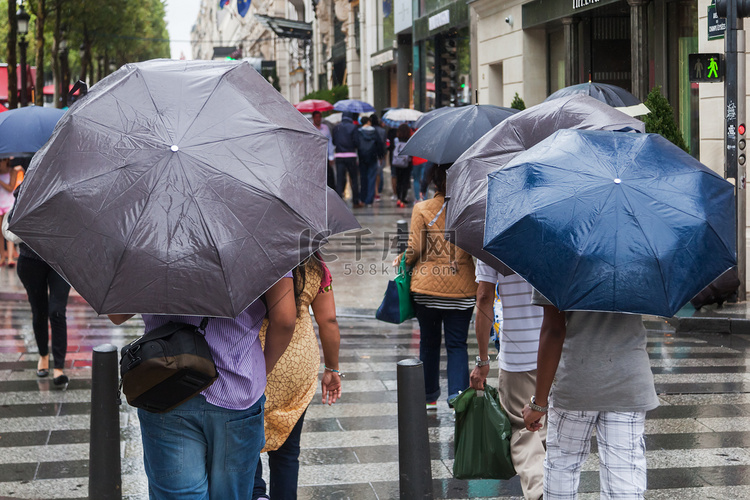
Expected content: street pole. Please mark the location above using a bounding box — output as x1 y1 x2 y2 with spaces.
738 30 747 301
724 0 747 300
19 36 28 107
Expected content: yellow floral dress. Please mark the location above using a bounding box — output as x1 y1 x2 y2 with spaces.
259 260 325 451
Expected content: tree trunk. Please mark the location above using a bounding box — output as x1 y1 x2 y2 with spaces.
52 0 61 108
34 0 46 107
7 0 18 109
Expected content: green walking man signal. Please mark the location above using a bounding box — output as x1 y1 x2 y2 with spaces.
689 53 724 82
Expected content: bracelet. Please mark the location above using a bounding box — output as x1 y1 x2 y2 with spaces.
325 366 344 378
529 395 548 413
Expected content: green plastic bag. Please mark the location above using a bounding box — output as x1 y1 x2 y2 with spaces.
450 384 516 480
375 254 415 323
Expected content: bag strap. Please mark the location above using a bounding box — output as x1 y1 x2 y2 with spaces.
427 196 450 227
130 317 211 347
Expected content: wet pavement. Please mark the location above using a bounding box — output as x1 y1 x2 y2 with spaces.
3 197 750 498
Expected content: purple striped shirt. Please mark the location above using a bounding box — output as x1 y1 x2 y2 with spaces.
141 274 292 410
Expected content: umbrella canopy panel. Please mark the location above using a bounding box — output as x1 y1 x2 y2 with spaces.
11 59 330 317
446 95 646 275
483 129 736 317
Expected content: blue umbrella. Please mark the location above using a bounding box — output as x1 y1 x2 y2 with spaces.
483 129 736 317
0 106 66 157
545 82 640 107
333 99 375 114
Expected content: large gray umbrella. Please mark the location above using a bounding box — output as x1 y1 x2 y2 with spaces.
10 59 330 318
445 95 646 275
401 105 518 164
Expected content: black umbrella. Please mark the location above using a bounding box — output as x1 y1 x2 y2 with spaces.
445 95 645 275
10 59 331 318
401 105 518 165
545 82 649 117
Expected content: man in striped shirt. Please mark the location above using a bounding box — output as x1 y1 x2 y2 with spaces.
109 274 296 499
470 260 545 500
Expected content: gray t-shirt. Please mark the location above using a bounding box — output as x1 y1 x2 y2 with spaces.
531 289 659 412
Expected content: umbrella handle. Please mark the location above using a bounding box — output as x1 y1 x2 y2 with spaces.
69 81 88 102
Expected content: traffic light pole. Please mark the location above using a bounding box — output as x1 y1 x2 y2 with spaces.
738 30 746 301
724 0 747 300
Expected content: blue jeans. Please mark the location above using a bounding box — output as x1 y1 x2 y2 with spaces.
252 409 307 500
138 395 265 500
415 303 473 403
412 163 425 201
359 159 378 205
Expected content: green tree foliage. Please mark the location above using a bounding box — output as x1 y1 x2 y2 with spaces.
510 92 526 111
643 85 689 152
1 0 169 86
302 84 349 104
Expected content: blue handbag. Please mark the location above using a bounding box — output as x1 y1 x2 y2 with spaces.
376 255 415 324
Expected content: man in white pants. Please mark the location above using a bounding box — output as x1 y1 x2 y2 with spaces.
523 290 659 499
470 260 545 500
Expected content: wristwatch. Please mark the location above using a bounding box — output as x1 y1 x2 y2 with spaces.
475 356 490 368
529 395 548 413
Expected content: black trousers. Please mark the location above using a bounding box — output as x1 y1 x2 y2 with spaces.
335 157 360 205
394 165 412 203
17 255 71 369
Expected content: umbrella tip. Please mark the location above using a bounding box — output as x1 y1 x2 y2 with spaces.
171 145 179 152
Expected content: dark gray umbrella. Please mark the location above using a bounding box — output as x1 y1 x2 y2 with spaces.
413 106 453 129
545 82 640 107
10 59 330 318
326 186 360 235
401 105 518 164
445 95 646 275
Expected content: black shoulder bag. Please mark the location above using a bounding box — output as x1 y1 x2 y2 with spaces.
120 318 218 413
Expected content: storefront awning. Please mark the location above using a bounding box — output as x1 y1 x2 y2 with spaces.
254 15 312 40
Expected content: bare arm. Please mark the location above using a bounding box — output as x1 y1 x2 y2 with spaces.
263 277 296 374
311 289 341 405
108 313 135 325
470 281 495 390
0 168 18 192
523 305 566 431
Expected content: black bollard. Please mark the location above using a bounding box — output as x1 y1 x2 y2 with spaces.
397 358 433 499
89 344 122 499
396 219 409 254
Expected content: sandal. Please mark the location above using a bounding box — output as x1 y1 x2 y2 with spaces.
6 260 15 268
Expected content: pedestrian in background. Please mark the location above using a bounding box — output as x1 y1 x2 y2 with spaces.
17 239 71 387
252 255 342 500
387 125 399 200
370 114 387 201
400 164 477 408
0 158 20 267
356 116 385 207
523 291 659 499
312 111 336 190
412 155 428 202
108 277 297 499
391 124 413 208
471 261 545 500
332 112 361 208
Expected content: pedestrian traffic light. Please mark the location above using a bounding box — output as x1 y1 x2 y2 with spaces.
439 38 458 107
716 0 750 18
739 123 746 166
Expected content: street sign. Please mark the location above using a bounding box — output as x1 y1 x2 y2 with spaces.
709 2 727 40
689 53 724 82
